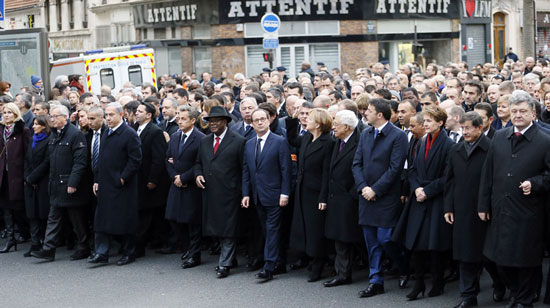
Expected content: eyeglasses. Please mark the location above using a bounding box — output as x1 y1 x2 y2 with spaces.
252 117 268 124
49 114 64 119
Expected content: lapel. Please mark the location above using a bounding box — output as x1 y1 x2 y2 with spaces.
305 133 327 158
179 130 196 158
213 128 233 159
332 130 358 167
257 132 273 167
425 129 448 169
298 133 312 167
139 122 151 142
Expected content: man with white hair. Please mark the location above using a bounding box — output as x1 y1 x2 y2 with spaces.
324 110 361 287
31 105 91 262
522 74 540 97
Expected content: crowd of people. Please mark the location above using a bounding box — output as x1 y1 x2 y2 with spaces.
1 54 550 308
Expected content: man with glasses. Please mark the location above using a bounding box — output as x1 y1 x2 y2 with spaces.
32 105 90 262
241 108 291 282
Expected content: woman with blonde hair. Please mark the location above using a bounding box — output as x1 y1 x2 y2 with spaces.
286 107 335 282
0 103 32 253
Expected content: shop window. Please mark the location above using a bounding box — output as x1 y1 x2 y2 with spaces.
309 44 340 72
244 21 337 37
194 47 212 77
128 65 143 86
100 68 115 89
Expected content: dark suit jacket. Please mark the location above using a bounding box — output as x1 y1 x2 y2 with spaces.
160 118 179 136
165 128 205 224
325 130 362 243
85 125 107 175
95 123 142 235
352 122 408 228
231 120 256 140
242 131 291 207
194 128 246 237
136 122 168 209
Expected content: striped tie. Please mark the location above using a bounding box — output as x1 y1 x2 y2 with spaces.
92 131 99 169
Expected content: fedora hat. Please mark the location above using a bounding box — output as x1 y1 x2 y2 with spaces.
203 106 232 123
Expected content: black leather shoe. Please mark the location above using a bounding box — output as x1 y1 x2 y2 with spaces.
307 270 322 283
87 253 108 264
255 269 273 282
290 258 309 270
399 274 410 289
323 278 351 287
246 258 263 272
272 264 287 275
216 266 230 278
70 249 90 261
182 258 201 269
493 285 506 302
24 245 41 257
116 255 135 266
30 249 55 262
358 283 385 298
180 250 190 261
453 298 478 308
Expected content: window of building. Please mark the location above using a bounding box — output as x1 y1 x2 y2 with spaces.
194 47 212 77
100 68 115 89
154 28 166 40
244 21 338 38
128 65 143 86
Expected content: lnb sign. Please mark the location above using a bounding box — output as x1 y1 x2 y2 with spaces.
261 13 280 33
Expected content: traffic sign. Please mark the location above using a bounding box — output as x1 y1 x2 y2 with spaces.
261 13 280 33
263 38 279 49
0 0 4 22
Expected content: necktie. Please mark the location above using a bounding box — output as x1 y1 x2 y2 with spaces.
244 124 251 135
137 127 142 136
179 133 187 154
374 129 379 140
108 128 113 136
92 132 99 169
300 129 306 136
213 136 220 154
339 140 345 152
255 138 263 166
515 132 522 137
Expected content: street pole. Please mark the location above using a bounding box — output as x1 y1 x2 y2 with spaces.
523 0 535 58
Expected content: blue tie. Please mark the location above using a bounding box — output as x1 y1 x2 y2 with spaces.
108 128 113 136
92 131 99 169
244 124 252 135
300 129 306 136
374 129 379 140
255 138 263 166
179 133 187 155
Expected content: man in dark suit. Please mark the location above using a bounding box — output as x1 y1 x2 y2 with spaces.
352 98 409 298
160 97 179 136
473 103 496 139
31 105 90 262
324 110 362 287
134 102 168 257
478 90 550 307
241 108 291 282
231 96 263 270
444 112 505 308
195 106 246 278
165 106 205 269
89 102 142 266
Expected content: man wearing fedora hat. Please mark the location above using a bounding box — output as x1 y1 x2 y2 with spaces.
195 106 246 278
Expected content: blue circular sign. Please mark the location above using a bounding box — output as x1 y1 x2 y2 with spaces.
261 13 281 33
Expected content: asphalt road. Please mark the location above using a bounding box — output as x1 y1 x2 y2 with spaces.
0 241 546 308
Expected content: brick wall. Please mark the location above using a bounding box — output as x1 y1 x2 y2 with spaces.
211 24 243 39
211 46 246 78
180 26 192 40
340 20 372 35
181 47 193 75
341 42 378 75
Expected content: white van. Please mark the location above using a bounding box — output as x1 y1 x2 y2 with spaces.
50 45 157 95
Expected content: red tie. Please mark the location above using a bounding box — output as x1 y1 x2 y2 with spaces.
213 136 220 154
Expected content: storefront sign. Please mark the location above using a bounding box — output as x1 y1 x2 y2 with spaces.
219 0 461 23
460 0 491 24
538 12 550 28
133 0 218 28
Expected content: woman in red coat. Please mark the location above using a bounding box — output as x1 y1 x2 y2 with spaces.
0 103 31 253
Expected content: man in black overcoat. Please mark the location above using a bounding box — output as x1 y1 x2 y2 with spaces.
195 106 246 278
89 102 142 266
134 102 168 257
444 112 505 307
478 90 550 307
323 110 362 288
165 106 205 268
31 105 90 262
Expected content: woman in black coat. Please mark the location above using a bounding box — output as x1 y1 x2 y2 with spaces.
286 107 335 282
0 103 32 253
23 115 51 256
393 106 454 300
